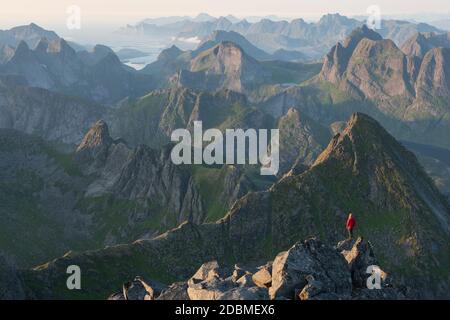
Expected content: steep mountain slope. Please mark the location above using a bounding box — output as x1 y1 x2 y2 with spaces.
402 141 450 197
197 30 272 60
319 25 383 85
0 121 259 267
172 42 269 93
401 32 450 58
414 47 450 100
0 129 91 266
140 45 192 87
277 108 330 175
168 41 321 94
21 113 450 299
0 80 107 144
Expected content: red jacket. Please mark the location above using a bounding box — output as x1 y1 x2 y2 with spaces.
346 216 356 230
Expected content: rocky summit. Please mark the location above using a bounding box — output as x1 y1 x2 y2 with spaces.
106 237 405 300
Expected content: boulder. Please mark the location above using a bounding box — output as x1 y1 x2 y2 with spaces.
269 238 352 300
231 264 252 282
297 274 343 300
236 274 254 287
188 277 236 300
123 276 166 300
189 261 231 283
187 261 234 300
252 263 272 288
187 260 269 300
156 282 189 300
298 275 324 300
338 237 386 288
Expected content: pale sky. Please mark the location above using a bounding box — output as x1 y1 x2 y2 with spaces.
1 0 450 30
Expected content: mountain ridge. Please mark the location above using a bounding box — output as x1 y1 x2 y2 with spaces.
19 112 450 299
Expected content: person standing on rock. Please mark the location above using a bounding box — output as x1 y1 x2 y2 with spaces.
346 212 356 239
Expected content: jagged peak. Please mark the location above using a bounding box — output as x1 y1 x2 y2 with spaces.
291 18 308 25
190 41 250 72
319 25 383 83
28 22 44 31
216 16 232 24
76 120 113 153
313 112 392 166
311 112 450 233
352 37 400 57
204 30 242 42
157 45 183 60
343 25 383 49
344 112 380 131
92 44 114 54
318 13 352 26
415 47 450 95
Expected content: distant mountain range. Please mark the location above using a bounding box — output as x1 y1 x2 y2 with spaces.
0 24 155 104
0 23 59 48
119 13 444 60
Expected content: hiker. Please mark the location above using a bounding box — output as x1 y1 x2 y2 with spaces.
346 212 356 239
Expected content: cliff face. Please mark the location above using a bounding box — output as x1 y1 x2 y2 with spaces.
319 27 450 115
0 82 107 144
0 129 92 266
414 47 450 101
22 113 450 299
277 108 329 175
401 32 450 58
319 26 416 108
320 25 383 85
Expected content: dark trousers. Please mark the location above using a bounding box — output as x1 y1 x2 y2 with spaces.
347 228 353 239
